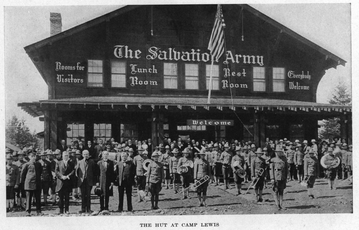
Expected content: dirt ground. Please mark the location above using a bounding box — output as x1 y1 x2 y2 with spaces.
6 176 352 217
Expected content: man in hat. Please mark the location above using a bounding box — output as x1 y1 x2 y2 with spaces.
96 151 115 212
303 140 310 155
178 148 194 199
21 152 43 216
6 155 20 212
304 149 318 199
194 149 211 206
133 146 148 202
39 150 52 206
159 145 172 189
70 150 82 201
146 151 164 210
169 148 181 194
294 144 305 183
286 143 296 181
251 148 267 202
333 142 343 179
247 144 257 182
346 145 353 183
205 144 215 184
14 151 27 210
48 150 59 204
76 149 97 214
220 143 232 189
55 151 75 214
311 139 318 156
211 143 221 186
340 143 349 180
231 147 246 195
323 147 338 190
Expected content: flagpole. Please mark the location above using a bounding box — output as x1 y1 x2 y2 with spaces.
207 59 214 104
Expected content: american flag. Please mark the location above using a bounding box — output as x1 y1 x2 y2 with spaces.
208 5 225 62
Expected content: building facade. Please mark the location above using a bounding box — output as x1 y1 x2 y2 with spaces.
19 5 351 150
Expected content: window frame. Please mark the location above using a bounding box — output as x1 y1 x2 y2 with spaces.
163 62 179 89
184 63 199 90
252 66 266 92
87 59 104 88
205 64 220 91
111 60 127 88
272 67 286 93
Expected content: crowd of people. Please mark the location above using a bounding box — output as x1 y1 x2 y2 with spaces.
5 136 353 215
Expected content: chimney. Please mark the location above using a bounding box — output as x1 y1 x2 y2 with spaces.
50 12 62 36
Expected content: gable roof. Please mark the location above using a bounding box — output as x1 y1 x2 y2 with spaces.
24 4 345 67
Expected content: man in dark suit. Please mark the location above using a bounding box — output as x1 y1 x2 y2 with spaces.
58 140 67 153
96 151 115 212
55 151 75 214
116 152 135 212
20 152 43 216
76 149 97 214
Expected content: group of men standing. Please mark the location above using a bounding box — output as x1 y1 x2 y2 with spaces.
6 136 352 215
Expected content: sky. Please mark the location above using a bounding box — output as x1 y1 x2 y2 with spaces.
3 1 352 134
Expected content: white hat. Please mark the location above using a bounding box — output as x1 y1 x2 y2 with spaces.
251 144 256 148
235 146 241 152
311 139 316 142
303 140 308 144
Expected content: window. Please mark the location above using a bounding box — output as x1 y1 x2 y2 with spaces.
66 123 85 144
164 63 178 89
177 125 206 131
185 64 199 90
94 123 112 142
111 60 126 88
206 64 219 90
253 67 266 92
273 67 285 92
215 126 226 140
87 60 103 87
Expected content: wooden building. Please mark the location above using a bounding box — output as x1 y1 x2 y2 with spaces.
19 5 351 150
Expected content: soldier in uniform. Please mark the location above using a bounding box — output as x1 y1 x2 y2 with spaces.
270 150 288 210
159 145 171 189
39 151 52 206
6 155 20 212
133 146 148 202
247 144 257 182
169 148 181 194
294 144 305 183
220 143 232 189
323 147 338 190
340 143 349 180
194 150 211 206
178 148 194 199
251 148 267 202
14 151 27 210
304 149 318 199
146 152 164 210
21 152 43 216
286 143 296 181
231 147 246 195
212 143 222 186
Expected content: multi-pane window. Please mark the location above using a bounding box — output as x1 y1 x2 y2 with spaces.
273 67 285 92
87 60 103 87
185 64 199 90
94 123 112 142
164 63 178 89
177 125 206 131
206 64 219 90
253 67 266 92
66 123 85 144
111 60 126 88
